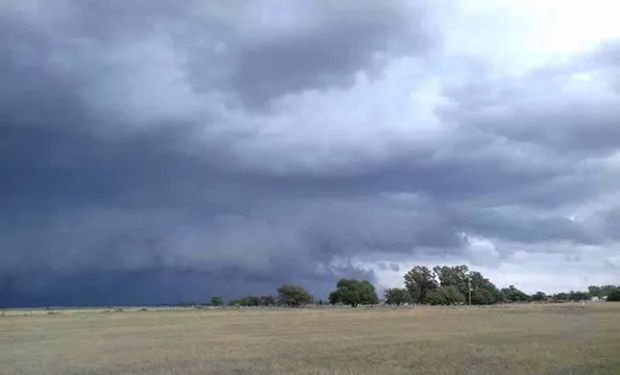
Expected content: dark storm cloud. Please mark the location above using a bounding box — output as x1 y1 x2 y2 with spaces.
2 1 620 306
0 127 462 305
452 207 596 245
0 0 431 113
226 2 429 107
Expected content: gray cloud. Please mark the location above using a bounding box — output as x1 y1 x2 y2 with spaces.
2 1 620 306
442 49 620 156
225 1 430 107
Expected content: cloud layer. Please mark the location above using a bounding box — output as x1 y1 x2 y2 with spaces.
1 0 620 306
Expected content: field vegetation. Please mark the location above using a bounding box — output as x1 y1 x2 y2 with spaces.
1 303 619 375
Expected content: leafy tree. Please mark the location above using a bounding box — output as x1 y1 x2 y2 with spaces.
443 285 466 304
210 296 224 306
401 265 503 305
548 286 620 302
607 288 620 302
425 286 466 305
552 292 569 302
229 295 261 306
433 265 470 297
469 271 501 304
404 266 438 304
471 288 495 305
329 279 379 307
277 285 313 307
259 295 276 306
501 285 530 303
588 285 602 297
531 291 547 302
384 288 411 306
601 285 618 297
588 285 617 298
426 289 448 305
568 291 591 301
228 295 276 306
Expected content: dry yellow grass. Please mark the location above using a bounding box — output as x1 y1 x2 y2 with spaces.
1 303 619 374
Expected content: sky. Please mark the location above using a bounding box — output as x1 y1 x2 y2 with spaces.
2 0 620 307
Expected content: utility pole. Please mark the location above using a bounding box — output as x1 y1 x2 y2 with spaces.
468 273 472 306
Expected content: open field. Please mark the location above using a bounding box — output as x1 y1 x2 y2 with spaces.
1 304 619 375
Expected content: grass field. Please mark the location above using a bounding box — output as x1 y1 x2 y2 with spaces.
1 303 619 374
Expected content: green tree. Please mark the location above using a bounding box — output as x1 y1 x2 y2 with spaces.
501 285 530 303
329 279 379 307
601 285 618 297
229 296 261 306
568 291 590 301
404 266 438 304
384 288 410 306
531 291 547 302
423 286 465 305
277 285 313 307
469 271 501 304
259 295 276 306
588 285 617 298
426 289 448 305
552 292 569 302
443 285 466 304
433 265 470 297
607 288 620 302
588 285 602 297
210 296 224 306
471 288 495 305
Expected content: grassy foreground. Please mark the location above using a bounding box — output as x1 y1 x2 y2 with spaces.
1 304 619 375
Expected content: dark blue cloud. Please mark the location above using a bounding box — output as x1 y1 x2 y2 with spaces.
2 1 620 306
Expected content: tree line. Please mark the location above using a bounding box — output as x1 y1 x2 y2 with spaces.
206 264 620 307
387 264 620 305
